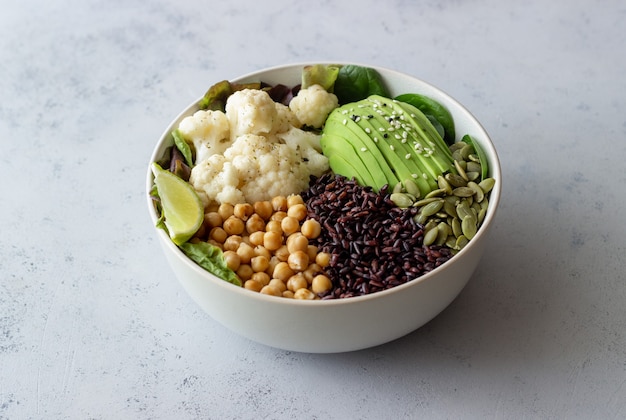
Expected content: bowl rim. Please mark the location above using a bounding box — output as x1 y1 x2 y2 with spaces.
146 61 502 307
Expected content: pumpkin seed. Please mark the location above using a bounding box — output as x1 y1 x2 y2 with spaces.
420 199 444 217
392 181 404 194
425 188 446 199
437 175 453 195
478 206 487 224
451 217 462 238
456 200 474 221
414 213 429 226
461 215 477 239
445 236 458 249
403 178 421 199
445 173 467 188
466 171 480 181
390 192 413 208
423 226 439 246
413 197 442 207
460 144 473 160
468 181 484 202
443 199 458 218
452 149 464 162
466 161 482 174
452 186 475 197
478 177 495 194
436 222 451 245
468 153 481 163
455 235 469 250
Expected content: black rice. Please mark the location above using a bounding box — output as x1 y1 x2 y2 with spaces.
301 174 453 299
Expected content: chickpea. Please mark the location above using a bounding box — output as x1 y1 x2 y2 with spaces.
272 262 294 281
270 211 287 223
251 271 270 286
236 264 253 281
253 245 271 260
294 288 316 300
251 255 269 273
260 285 282 297
223 235 243 252
302 263 322 283
315 252 331 268
280 216 300 236
307 244 318 261
274 245 290 262
301 219 321 239
223 250 241 271
207 239 223 249
263 230 283 251
233 203 254 221
223 216 245 236
282 290 295 299
268 278 287 293
253 201 273 221
286 233 308 254
244 279 263 292
248 231 265 247
287 194 304 207
267 256 281 275
286 273 308 292
265 220 282 234
236 242 255 264
311 274 332 294
245 213 266 234
288 250 309 272
209 227 227 243
271 195 288 212
204 212 223 229
287 203 307 221
217 203 234 220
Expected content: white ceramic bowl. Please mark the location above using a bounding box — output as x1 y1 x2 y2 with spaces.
146 62 501 353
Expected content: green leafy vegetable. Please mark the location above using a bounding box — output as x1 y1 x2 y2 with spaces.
395 93 456 146
333 65 390 104
301 64 340 91
461 134 489 180
171 129 194 167
198 80 233 111
179 241 242 287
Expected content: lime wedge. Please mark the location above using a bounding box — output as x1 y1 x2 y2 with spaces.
151 163 203 245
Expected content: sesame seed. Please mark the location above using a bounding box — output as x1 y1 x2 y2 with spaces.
361 147 367 152
395 134 401 140
412 173 418 178
365 127 371 134
373 137 379 143
379 127 385 132
390 144 395 151
405 153 411 159
342 119 347 125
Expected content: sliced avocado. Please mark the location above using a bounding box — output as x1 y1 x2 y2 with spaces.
321 132 378 188
327 153 369 187
323 117 398 190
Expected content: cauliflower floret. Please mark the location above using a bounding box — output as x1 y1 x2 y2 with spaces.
225 89 277 138
189 154 245 206
177 109 230 164
277 126 329 177
224 134 308 203
273 102 301 133
288 84 338 128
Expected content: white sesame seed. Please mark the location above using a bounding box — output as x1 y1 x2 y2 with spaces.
395 134 401 140
411 173 418 178
361 147 367 152
405 153 411 160
365 128 371 134
342 119 347 125
390 145 395 151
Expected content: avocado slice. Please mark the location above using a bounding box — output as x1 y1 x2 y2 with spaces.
322 117 398 190
321 132 378 188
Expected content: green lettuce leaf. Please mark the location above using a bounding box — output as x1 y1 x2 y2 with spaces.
179 241 242 287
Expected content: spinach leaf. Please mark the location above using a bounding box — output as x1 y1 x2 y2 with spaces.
395 93 456 146
334 65 390 104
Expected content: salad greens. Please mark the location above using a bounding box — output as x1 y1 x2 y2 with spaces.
395 93 456 146
179 241 242 286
